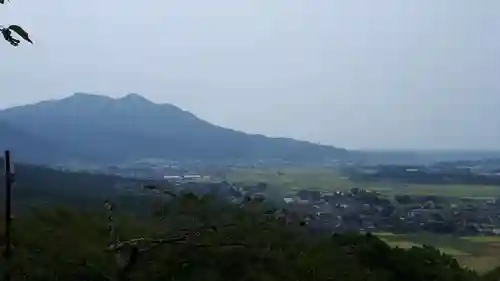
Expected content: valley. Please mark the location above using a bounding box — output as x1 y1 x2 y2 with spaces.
1 93 500 279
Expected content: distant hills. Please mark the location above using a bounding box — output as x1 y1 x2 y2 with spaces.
0 159 171 212
0 93 349 166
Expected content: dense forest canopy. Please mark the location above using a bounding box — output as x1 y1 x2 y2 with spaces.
0 194 488 281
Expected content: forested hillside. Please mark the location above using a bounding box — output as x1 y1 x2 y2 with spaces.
0 194 490 281
0 122 64 165
0 160 168 213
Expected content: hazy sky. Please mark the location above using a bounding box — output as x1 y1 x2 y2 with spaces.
0 0 499 150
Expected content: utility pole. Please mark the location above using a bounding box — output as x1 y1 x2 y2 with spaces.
4 150 13 281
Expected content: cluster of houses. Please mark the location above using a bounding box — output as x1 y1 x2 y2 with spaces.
137 175 500 236
279 188 500 236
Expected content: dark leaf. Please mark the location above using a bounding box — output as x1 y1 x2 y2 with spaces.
8 25 33 44
1 28 20 46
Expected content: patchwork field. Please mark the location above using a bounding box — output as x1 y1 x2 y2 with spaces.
226 168 500 272
224 168 500 198
376 233 500 273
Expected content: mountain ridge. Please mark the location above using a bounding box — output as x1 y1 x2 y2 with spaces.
0 93 349 165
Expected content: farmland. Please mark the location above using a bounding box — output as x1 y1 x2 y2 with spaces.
223 167 500 199
376 233 500 273
223 167 500 273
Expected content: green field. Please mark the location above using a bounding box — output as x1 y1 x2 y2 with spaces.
225 168 353 192
224 168 500 272
376 233 500 273
224 167 500 198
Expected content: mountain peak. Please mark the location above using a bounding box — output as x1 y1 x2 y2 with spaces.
67 93 152 104
119 93 153 104
69 92 111 100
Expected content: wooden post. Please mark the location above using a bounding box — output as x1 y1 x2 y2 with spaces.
4 150 12 281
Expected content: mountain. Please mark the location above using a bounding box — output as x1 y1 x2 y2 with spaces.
0 120 69 165
0 93 349 165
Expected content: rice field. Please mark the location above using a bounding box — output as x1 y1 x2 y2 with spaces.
376 233 500 273
226 168 500 272
224 167 500 198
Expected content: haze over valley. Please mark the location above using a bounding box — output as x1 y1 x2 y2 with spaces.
1 1 500 280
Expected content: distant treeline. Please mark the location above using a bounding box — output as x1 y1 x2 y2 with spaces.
0 159 173 214
346 166 500 186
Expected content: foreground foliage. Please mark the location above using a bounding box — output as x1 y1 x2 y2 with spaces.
0 0 33 46
0 194 491 281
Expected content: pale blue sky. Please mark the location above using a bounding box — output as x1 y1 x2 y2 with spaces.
0 0 499 150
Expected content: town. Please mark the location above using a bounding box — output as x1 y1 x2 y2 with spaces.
141 177 500 237
281 187 500 236
60 157 500 237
